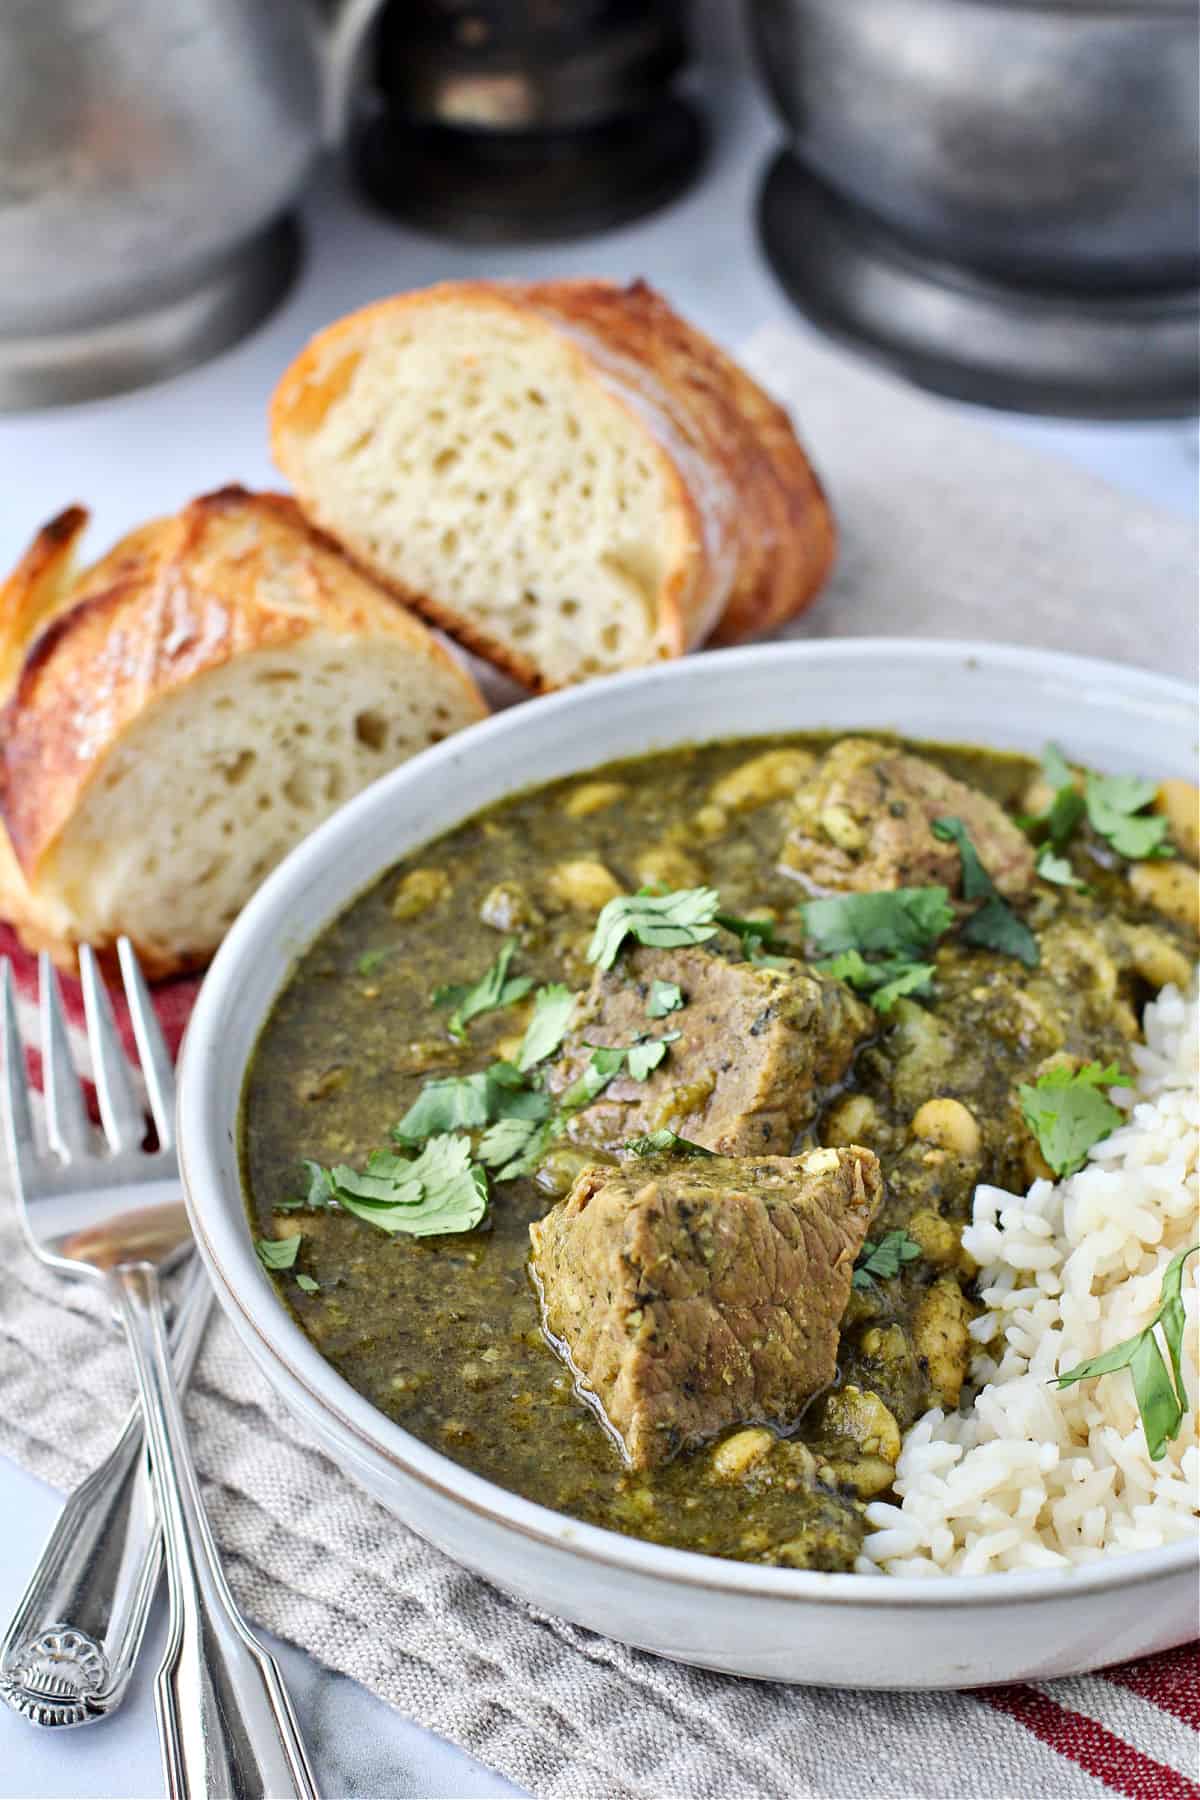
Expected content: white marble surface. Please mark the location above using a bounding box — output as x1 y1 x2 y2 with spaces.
0 4 1196 1797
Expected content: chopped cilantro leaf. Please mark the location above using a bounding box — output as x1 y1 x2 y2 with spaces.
715 911 793 966
256 1234 301 1271
1085 773 1172 860
929 816 993 901
932 817 1039 968
800 887 954 960
646 979 685 1019
432 938 534 1041
356 946 395 977
960 895 1039 967
818 949 936 1014
275 1160 338 1213
1044 785 1087 851
558 1031 680 1112
1056 1245 1198 1460
1028 747 1171 863
569 1032 681 1099
1017 1061 1125 1176
852 1230 922 1290
294 1273 320 1294
478 1115 558 1180
324 1134 488 1236
1041 743 1074 793
394 1063 550 1143
627 1033 680 1080
517 984 577 1071
1019 745 1086 851
559 1048 624 1112
587 887 720 971
1035 847 1086 890
623 1128 714 1158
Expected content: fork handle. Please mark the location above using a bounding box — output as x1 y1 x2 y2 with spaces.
111 1260 318 1800
0 1257 212 1727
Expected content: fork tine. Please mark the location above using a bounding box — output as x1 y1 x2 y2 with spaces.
79 945 145 1153
0 959 36 1184
39 953 91 1163
117 938 175 1149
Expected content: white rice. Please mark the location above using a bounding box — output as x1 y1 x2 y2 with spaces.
862 979 1200 1577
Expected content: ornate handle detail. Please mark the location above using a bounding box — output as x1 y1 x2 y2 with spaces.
0 1258 212 1727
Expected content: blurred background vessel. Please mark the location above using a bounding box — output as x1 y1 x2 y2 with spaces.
748 0 1200 416
353 0 707 241
0 0 383 410
0 0 1195 417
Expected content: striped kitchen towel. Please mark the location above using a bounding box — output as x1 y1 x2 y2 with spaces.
0 923 1196 1800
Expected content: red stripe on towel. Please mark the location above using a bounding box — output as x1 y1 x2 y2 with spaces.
1104 1644 1200 1734
978 1683 1200 1800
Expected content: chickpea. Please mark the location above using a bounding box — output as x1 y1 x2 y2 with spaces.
479 880 541 932
910 1097 981 1157
709 747 814 813
710 1427 774 1481
295 1065 346 1102
1119 922 1194 992
635 845 703 891
905 1207 960 1269
821 1386 901 1463
563 780 627 819
818 804 866 852
820 1455 897 1499
392 867 450 919
1154 779 1199 862
546 860 623 911
690 804 728 843
1129 860 1199 933
823 1093 880 1147
912 1276 973 1408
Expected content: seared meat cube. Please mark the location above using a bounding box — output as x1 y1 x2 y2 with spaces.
529 1148 881 1470
780 737 1034 898
547 944 872 1155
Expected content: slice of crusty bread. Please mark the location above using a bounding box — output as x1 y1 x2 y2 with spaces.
0 487 487 976
270 279 835 690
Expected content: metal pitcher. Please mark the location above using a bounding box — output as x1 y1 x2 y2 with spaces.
0 0 385 409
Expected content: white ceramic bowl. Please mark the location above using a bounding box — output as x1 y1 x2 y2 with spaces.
178 641 1199 1689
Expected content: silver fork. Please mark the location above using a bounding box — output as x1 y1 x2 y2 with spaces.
1 942 318 1800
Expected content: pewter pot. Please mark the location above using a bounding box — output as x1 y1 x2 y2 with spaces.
747 0 1200 290
0 0 384 408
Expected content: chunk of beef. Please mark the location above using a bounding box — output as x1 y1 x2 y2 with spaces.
547 944 872 1155
529 1148 881 1470
780 737 1035 898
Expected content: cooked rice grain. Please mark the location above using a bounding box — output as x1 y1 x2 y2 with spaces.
863 979 1199 1576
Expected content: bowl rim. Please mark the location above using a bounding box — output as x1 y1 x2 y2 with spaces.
178 637 1199 1613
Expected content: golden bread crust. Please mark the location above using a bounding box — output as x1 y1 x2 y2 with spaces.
0 486 487 973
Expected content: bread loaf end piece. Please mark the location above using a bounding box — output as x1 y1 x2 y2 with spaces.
0 488 487 976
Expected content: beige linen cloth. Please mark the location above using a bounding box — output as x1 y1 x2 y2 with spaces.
1 329 1197 1800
